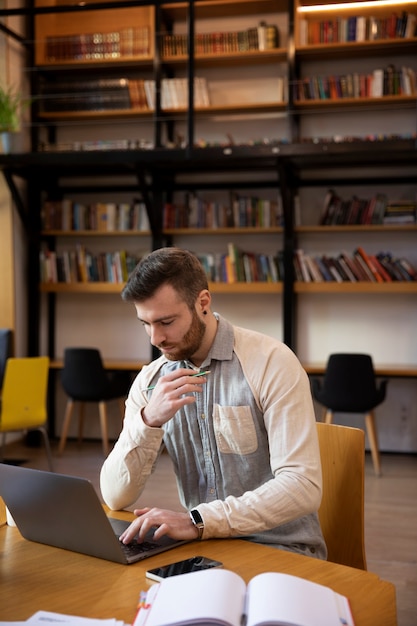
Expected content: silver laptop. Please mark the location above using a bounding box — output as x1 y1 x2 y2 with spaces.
0 464 188 564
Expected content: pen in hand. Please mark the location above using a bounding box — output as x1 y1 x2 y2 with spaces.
142 370 211 392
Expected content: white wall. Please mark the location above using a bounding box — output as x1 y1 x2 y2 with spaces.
0 2 29 354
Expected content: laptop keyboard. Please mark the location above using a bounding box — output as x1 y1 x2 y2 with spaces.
120 539 162 558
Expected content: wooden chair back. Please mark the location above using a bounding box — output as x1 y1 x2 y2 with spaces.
0 329 13 389
316 421 367 570
0 496 6 527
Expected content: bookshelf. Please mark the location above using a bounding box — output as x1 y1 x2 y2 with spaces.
292 0 417 141
20 0 417 150
1 140 414 358
34 2 155 66
295 0 417 47
31 0 289 151
38 170 285 291
0 2 416 449
291 159 417 374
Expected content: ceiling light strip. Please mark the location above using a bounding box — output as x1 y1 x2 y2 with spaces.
298 0 417 13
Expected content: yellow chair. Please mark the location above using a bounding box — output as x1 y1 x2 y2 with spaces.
0 357 53 471
316 421 367 570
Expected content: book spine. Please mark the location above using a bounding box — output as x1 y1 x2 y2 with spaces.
356 246 383 282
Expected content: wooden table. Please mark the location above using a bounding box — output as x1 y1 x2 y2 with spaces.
0 509 397 625
49 360 417 379
303 363 417 378
49 359 146 372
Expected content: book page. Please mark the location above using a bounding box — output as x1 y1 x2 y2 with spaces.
245 572 354 626
135 569 246 626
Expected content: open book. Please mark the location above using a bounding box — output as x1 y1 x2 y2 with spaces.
134 568 354 626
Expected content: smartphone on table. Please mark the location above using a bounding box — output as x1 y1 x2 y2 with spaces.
146 556 223 582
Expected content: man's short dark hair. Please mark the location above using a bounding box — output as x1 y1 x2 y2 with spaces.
122 247 209 310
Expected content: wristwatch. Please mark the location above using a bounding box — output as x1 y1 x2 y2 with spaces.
189 509 204 540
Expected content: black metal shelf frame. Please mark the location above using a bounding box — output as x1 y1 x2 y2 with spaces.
0 0 416 363
1 138 416 360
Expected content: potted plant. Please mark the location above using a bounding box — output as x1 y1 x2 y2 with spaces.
0 83 27 153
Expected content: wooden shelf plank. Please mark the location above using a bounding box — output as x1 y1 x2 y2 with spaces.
49 358 146 371
295 37 417 59
162 0 287 20
37 101 287 121
40 283 125 294
41 230 152 237
296 225 417 233
164 227 283 235
294 95 417 110
303 362 417 378
295 282 417 294
209 282 282 293
42 228 282 236
39 281 283 294
162 48 288 67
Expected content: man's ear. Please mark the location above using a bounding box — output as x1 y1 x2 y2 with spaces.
197 289 211 315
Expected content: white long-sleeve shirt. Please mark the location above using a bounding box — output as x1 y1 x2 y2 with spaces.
100 315 327 559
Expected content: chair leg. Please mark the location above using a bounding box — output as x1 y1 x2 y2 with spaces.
365 410 382 476
98 401 109 457
38 427 54 472
324 409 333 424
58 398 75 455
78 402 85 445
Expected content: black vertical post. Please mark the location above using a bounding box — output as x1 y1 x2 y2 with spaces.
278 160 296 351
154 1 163 148
27 177 42 357
287 0 299 143
186 0 195 155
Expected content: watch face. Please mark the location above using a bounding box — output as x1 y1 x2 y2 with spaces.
191 509 203 525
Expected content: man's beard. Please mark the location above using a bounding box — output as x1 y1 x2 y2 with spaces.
160 310 206 362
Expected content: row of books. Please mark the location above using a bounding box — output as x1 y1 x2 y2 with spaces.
39 242 282 285
45 27 150 62
161 22 279 57
299 12 417 45
39 68 412 115
201 245 417 284
198 246 283 284
294 66 416 101
320 191 417 226
294 248 417 283
43 22 281 63
157 77 209 110
144 76 286 110
163 194 283 229
39 243 417 285
383 201 417 224
39 245 141 284
41 192 416 233
41 200 150 232
40 78 132 113
40 77 210 113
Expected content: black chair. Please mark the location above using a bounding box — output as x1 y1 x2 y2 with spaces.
58 347 131 457
311 353 387 476
0 329 13 389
